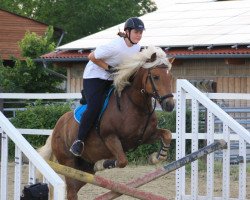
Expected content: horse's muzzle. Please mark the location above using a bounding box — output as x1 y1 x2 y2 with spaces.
161 98 175 112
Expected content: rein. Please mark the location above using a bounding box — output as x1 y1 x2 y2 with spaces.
138 97 157 144
126 90 157 147
126 66 171 146
118 65 173 147
134 66 173 145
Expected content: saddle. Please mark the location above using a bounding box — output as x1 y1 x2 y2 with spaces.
74 87 114 124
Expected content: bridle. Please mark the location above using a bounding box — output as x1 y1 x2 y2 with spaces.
141 66 173 103
127 64 173 147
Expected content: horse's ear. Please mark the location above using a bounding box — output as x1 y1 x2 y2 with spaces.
146 52 157 63
168 57 175 64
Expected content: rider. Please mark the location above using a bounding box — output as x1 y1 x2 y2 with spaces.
70 17 145 156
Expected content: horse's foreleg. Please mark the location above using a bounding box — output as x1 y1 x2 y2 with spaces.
148 128 172 164
158 128 172 160
94 135 128 172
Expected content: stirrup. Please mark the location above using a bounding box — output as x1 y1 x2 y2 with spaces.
70 140 84 157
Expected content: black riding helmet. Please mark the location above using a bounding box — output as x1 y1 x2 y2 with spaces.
124 17 145 31
124 17 145 45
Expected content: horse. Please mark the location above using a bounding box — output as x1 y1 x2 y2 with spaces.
38 46 175 200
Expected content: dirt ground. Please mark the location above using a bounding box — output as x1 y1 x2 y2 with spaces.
4 162 250 200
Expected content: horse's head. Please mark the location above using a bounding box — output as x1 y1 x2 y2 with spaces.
114 46 175 112
141 51 175 112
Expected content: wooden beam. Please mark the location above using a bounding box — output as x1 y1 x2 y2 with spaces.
47 161 167 200
96 140 227 200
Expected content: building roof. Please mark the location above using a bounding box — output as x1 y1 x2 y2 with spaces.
41 0 250 61
40 50 90 62
40 45 250 63
57 0 250 50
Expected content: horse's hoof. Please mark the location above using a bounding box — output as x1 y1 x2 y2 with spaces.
158 155 168 162
148 152 168 165
94 159 105 172
148 152 160 164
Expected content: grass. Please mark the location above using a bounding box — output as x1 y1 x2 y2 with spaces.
184 159 250 180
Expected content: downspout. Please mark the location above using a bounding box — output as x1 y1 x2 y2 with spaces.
56 31 66 48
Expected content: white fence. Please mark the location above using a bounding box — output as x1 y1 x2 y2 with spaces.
1 82 250 199
176 79 250 200
0 93 79 200
0 113 65 200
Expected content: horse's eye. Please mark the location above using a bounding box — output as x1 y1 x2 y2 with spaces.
153 76 159 80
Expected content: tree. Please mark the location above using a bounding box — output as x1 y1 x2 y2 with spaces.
0 27 65 93
0 0 157 43
0 0 156 92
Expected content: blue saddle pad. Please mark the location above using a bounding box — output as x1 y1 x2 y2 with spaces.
74 87 114 124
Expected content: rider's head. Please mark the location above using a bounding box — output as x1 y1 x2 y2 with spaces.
124 17 145 45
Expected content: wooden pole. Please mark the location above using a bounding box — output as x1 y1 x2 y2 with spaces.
47 161 168 200
95 139 227 200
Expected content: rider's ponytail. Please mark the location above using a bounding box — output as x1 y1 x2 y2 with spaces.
117 31 126 38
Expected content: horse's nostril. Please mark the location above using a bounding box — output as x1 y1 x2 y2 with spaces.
161 100 175 112
167 104 174 112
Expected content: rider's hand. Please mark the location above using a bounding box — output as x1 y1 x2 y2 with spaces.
105 65 118 74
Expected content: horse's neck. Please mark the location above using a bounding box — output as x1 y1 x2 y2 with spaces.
125 71 152 111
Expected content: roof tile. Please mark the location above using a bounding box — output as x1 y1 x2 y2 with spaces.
41 46 250 60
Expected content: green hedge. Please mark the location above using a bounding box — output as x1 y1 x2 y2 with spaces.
9 102 204 164
9 101 71 156
126 110 193 164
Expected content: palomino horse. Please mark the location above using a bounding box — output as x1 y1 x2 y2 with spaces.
39 46 175 200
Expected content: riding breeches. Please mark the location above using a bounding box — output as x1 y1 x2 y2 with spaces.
77 78 113 141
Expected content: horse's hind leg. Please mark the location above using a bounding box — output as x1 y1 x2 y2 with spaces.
65 177 86 200
148 128 172 164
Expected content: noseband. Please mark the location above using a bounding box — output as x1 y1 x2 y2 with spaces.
142 66 173 104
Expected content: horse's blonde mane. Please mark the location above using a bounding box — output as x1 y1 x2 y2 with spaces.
113 46 172 96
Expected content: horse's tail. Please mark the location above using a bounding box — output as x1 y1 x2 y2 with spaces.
36 134 55 181
38 134 53 161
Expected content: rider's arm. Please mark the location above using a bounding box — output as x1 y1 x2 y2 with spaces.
88 52 110 70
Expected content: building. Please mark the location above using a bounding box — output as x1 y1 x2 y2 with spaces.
0 8 63 66
40 0 250 95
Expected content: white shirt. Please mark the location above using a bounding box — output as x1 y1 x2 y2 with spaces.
83 37 141 80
